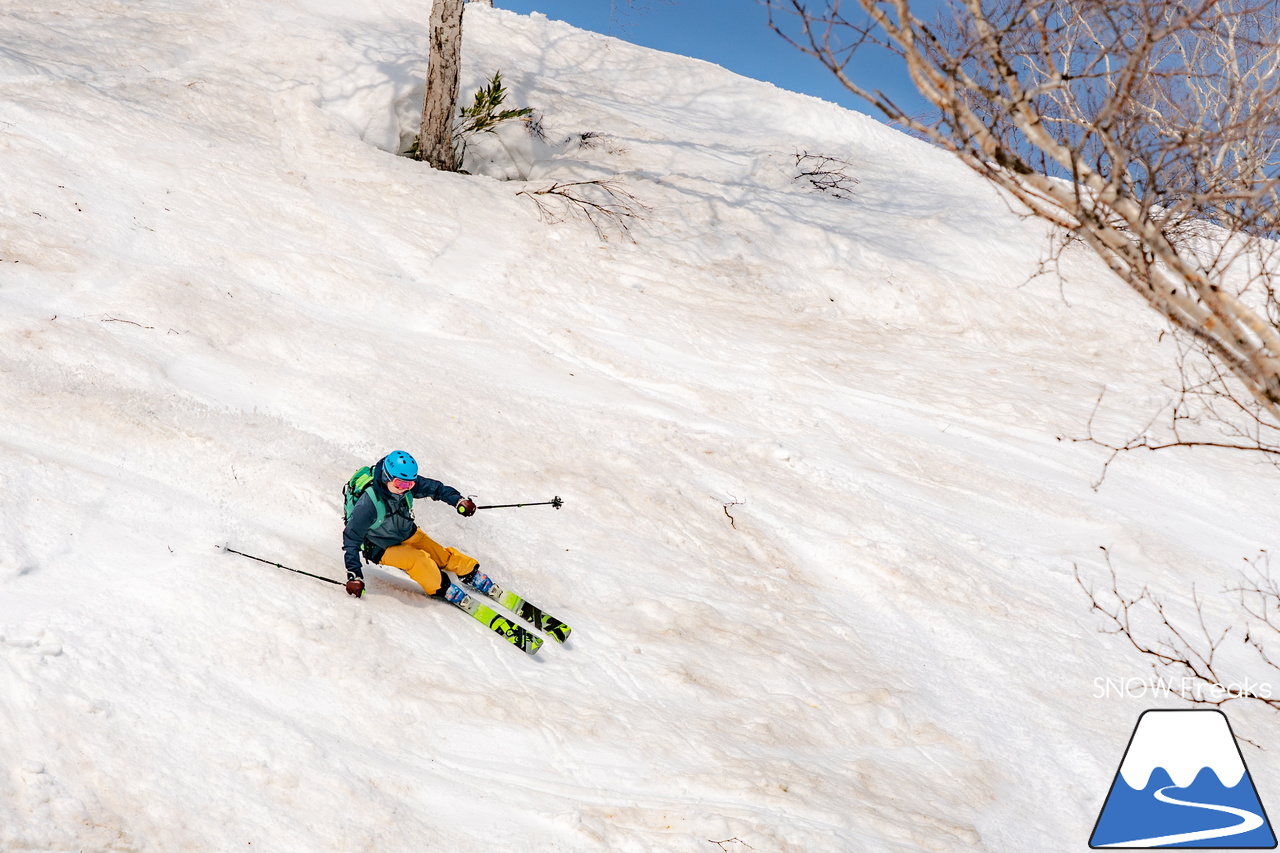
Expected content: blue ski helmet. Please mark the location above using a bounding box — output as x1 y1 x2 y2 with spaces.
383 450 418 481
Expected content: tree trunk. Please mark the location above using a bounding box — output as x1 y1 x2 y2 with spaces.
418 0 465 170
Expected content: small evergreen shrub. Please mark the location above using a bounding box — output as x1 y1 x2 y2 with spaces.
405 71 532 173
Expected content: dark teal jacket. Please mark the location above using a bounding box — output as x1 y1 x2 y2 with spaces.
342 458 463 577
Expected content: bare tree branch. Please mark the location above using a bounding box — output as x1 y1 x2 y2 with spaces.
1076 547 1280 713
794 150 860 199
768 0 1280 448
516 179 647 241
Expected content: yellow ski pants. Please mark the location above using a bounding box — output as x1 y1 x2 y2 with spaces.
379 528 478 596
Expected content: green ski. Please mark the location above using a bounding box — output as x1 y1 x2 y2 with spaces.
483 582 572 644
451 588 544 655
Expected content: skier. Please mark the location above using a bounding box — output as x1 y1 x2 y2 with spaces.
341 450 491 600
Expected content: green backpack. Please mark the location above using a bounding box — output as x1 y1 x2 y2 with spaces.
343 465 413 528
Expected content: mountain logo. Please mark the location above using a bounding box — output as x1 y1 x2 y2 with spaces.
1090 709 1276 848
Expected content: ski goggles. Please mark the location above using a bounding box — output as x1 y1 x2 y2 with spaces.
389 477 415 491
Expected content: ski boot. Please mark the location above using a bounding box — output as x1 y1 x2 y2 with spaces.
430 580 469 605
458 566 495 596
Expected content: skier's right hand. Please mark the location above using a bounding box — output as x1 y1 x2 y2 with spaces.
345 576 365 597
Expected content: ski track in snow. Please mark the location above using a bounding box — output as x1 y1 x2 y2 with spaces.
1 1 1279 851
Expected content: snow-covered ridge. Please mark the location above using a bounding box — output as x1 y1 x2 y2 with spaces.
1118 710 1246 790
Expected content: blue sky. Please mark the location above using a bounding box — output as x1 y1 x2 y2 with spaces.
495 0 929 120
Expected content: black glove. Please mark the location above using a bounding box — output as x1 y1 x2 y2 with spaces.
456 498 477 517
345 573 365 597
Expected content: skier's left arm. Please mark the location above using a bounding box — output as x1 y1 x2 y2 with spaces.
411 477 476 516
412 476 462 506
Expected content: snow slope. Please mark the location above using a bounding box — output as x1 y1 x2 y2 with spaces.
2 2 1278 851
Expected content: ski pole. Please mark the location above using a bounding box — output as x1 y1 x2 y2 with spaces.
221 545 343 586
475 496 564 511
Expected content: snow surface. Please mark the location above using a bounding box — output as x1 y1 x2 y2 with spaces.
2 1 1279 851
